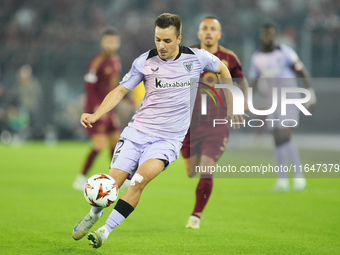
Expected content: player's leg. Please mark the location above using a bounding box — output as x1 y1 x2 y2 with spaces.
88 135 180 248
88 159 166 249
107 111 121 157
192 155 214 217
73 133 107 190
271 101 305 191
272 127 291 191
186 155 214 229
73 134 138 241
108 131 120 157
89 133 108 164
181 135 200 178
181 128 201 178
280 105 305 191
273 127 305 191
183 154 201 177
72 168 129 241
182 128 207 228
108 130 132 189
118 158 165 207
186 127 228 229
182 151 207 229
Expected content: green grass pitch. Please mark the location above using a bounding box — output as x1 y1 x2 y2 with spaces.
0 142 339 254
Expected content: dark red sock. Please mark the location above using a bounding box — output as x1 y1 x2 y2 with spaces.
192 175 213 218
81 149 99 175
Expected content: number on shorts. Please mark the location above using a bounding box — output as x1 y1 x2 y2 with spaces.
115 140 124 154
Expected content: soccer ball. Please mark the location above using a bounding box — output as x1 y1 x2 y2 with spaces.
84 173 119 208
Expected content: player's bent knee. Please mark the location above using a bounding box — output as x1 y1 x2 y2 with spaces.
92 144 105 152
184 157 196 178
189 167 197 178
185 165 191 177
128 173 147 191
108 168 129 187
130 173 144 186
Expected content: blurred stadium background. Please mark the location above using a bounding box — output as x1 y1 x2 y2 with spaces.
0 0 339 144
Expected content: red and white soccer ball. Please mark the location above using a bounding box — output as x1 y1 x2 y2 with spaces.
84 173 119 208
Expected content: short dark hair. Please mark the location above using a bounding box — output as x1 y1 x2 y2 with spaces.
201 16 218 22
155 13 182 37
262 23 277 31
102 27 119 36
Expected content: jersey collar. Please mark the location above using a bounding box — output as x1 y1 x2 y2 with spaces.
159 45 183 61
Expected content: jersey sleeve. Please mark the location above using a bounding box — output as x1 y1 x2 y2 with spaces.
84 57 102 111
229 55 244 79
249 53 260 79
85 82 101 111
120 53 146 91
194 48 220 73
281 45 299 67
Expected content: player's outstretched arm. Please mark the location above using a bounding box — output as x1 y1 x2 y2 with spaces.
215 61 233 115
215 61 248 129
294 60 317 110
236 78 250 112
80 85 130 128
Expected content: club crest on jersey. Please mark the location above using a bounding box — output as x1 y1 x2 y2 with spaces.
123 73 129 81
183 61 193 73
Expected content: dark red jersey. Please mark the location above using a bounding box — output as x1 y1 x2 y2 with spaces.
190 45 244 125
84 53 121 113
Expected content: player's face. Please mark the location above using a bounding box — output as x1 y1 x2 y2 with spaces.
261 27 276 47
155 26 182 60
101 35 120 55
197 19 222 47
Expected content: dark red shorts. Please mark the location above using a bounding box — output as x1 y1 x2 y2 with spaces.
86 113 120 136
181 124 229 161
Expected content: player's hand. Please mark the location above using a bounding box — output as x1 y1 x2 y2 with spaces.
227 112 249 129
307 102 316 113
304 88 317 113
80 113 98 128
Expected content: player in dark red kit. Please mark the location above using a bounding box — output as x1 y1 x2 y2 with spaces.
73 27 123 190
182 17 249 228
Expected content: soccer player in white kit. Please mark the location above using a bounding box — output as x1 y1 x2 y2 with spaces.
249 24 317 192
72 13 244 249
